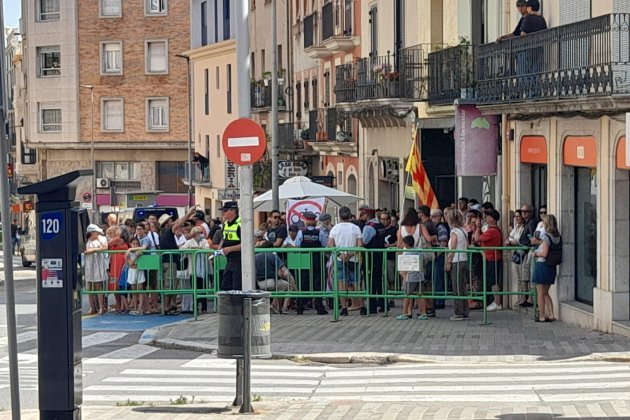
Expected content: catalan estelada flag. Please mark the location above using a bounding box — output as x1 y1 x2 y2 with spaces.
405 128 439 209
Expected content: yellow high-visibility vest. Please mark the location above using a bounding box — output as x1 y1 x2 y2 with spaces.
223 217 241 242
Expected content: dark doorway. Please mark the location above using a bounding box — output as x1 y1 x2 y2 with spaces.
421 128 455 209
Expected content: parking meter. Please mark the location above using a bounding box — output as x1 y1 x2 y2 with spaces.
18 170 93 420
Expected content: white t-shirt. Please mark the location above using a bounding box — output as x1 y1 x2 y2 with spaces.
449 227 468 263
329 222 362 261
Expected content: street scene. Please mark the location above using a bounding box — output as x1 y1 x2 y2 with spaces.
2 0 630 419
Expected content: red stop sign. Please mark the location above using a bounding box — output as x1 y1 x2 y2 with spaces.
221 118 267 165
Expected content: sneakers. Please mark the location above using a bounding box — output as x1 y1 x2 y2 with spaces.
427 308 436 318
395 314 411 320
359 307 368 316
487 302 502 312
340 308 348 316
417 314 429 320
449 315 469 321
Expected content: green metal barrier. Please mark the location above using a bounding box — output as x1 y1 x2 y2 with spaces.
85 245 535 323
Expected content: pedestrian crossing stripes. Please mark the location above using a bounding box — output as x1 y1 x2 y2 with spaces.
82 357 630 405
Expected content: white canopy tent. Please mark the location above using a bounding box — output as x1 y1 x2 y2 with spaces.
253 176 362 211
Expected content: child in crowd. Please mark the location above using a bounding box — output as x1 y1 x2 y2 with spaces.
396 235 429 320
126 238 147 315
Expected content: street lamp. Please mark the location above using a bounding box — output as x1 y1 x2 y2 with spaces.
175 53 194 207
80 84 96 222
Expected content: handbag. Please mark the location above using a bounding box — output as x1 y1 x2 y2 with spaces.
511 250 525 265
118 264 129 290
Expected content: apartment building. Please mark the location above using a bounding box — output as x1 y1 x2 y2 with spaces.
299 0 361 210
4 28 20 195
187 0 238 217
474 0 630 336
19 0 190 216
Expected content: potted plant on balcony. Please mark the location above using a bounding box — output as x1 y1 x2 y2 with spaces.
372 63 392 81
262 71 272 86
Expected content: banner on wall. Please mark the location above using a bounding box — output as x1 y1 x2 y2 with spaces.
454 104 499 176
285 198 326 230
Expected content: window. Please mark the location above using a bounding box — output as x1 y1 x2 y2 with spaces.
303 81 309 110
146 0 167 15
261 49 266 74
227 64 232 114
277 44 283 71
201 1 208 46
98 161 141 180
21 144 37 165
157 162 186 193
251 52 256 79
39 0 60 21
147 98 169 131
38 46 60 77
369 5 378 56
223 0 231 40
216 66 220 89
100 0 122 17
101 42 122 74
40 105 61 132
216 135 221 158
145 40 168 74
312 79 318 109
204 68 209 115
101 98 124 131
324 71 331 106
214 0 219 42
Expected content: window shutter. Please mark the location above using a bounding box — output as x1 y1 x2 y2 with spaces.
369 6 378 57
614 0 630 11
559 0 590 25
149 42 166 72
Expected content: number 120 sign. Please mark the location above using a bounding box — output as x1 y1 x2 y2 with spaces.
41 212 63 241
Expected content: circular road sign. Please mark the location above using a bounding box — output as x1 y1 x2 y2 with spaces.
221 118 267 166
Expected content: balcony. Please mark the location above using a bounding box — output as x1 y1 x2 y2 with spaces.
251 82 287 111
428 44 474 106
475 13 630 108
304 1 359 59
334 44 436 104
306 108 357 157
182 162 212 187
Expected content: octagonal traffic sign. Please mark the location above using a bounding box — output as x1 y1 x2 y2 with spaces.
221 118 267 166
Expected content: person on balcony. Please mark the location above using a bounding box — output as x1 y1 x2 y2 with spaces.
520 0 547 36
496 0 528 42
192 152 209 181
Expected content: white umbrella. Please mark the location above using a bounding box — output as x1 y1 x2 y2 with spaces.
253 176 362 211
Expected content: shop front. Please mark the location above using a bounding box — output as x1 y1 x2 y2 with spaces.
520 135 548 212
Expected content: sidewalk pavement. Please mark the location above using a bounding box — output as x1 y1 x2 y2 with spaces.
7 400 630 420
149 306 630 363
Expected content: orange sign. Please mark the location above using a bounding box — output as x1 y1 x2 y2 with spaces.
616 137 630 170
520 136 548 164
10 204 19 213
563 136 597 168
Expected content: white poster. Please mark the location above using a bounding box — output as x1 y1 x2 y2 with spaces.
285 198 326 230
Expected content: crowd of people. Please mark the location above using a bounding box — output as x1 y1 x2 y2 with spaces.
83 198 562 323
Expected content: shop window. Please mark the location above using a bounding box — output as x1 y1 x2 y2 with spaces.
574 167 597 304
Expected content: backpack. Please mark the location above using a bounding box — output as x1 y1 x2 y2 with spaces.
545 235 562 267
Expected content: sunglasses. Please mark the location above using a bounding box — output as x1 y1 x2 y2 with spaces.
539 211 547 215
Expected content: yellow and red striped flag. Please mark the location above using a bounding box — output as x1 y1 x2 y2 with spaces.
405 129 439 209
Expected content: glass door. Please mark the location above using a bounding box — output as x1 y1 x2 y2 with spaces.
530 164 547 212
574 167 597 304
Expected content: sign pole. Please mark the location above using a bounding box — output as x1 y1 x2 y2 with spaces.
0 2 22 416
236 0 255 292
271 0 280 211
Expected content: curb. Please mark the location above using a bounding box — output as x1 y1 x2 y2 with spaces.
146 335 630 365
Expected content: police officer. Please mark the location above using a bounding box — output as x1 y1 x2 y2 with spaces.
218 202 242 290
362 208 386 314
295 211 328 315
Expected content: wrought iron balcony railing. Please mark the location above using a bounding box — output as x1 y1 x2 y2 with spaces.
251 82 286 110
334 44 438 103
428 44 474 106
475 13 630 104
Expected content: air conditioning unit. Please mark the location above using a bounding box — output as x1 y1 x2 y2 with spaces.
96 178 110 188
336 131 352 142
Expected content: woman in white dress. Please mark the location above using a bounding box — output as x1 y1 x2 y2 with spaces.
84 224 109 315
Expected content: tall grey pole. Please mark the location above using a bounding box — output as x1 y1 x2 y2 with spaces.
237 0 254 291
185 56 193 206
270 0 280 211
0 1 22 416
90 89 96 223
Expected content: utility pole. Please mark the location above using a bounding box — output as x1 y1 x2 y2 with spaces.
0 1 22 417
236 0 255 292
176 54 194 207
271 0 280 211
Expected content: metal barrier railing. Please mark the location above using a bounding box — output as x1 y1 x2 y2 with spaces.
83 246 534 323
